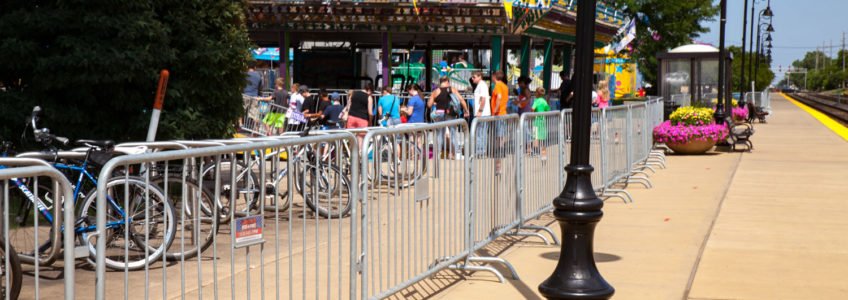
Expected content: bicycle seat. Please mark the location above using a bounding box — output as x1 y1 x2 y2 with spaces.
76 139 115 150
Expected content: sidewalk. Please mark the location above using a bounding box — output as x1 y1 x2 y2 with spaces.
431 93 848 299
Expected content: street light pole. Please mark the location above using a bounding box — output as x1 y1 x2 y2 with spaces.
741 0 749 94
715 0 727 124
539 0 614 298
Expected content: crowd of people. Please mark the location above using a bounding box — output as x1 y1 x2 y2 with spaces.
242 62 614 158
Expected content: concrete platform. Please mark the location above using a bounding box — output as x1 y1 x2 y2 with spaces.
429 93 848 299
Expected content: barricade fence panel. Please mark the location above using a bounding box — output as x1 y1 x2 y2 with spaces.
469 115 521 251
601 107 629 187
359 119 471 299
92 133 359 300
590 108 605 191
629 103 650 166
0 163 76 300
518 111 563 222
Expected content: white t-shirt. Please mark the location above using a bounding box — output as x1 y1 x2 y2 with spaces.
592 91 598 102
473 81 491 117
288 93 305 125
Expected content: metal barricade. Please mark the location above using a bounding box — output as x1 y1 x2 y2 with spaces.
626 103 654 188
469 115 520 251
598 106 632 203
516 111 562 245
92 133 359 300
358 119 515 299
589 108 605 192
0 162 75 300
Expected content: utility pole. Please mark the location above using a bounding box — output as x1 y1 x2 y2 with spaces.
842 32 845 89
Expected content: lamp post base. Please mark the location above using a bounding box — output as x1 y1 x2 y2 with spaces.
539 164 614 300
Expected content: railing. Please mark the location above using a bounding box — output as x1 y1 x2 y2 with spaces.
744 90 771 114
9 98 665 299
0 162 76 300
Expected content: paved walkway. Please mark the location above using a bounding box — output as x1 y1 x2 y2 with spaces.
430 93 848 299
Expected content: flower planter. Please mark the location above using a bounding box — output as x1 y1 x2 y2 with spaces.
733 116 744 122
667 139 717 155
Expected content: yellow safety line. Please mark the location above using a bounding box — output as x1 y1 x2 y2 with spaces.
780 92 848 142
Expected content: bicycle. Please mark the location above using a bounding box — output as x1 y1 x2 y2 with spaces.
0 239 22 300
259 124 354 218
3 107 176 270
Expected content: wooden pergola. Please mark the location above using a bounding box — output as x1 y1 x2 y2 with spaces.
245 0 626 91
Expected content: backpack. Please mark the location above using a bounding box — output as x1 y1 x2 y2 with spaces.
447 89 463 117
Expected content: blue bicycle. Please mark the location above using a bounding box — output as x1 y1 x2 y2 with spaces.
3 107 176 270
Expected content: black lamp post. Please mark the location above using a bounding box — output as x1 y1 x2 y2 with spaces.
755 28 774 84
740 0 749 94
538 0 614 298
714 0 728 125
749 0 772 89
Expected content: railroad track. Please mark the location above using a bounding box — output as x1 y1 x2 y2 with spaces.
785 92 848 126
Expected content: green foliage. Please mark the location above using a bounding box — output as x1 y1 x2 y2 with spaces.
782 50 848 91
0 0 252 147
612 0 719 95
728 46 774 91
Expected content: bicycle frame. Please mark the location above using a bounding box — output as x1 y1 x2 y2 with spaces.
51 160 127 233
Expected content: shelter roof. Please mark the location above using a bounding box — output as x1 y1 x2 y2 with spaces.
245 0 626 48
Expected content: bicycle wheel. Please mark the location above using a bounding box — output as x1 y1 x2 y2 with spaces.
79 177 176 271
6 181 55 264
387 139 426 188
0 239 22 300
301 163 352 218
152 177 217 260
263 168 291 212
200 159 259 223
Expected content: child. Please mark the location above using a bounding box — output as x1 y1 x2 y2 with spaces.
531 87 551 161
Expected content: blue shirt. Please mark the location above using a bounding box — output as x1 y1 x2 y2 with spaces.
243 70 261 96
407 95 425 123
378 95 401 119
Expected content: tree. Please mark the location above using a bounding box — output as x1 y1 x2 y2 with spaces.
784 50 847 91
728 46 773 91
613 0 719 95
0 0 252 147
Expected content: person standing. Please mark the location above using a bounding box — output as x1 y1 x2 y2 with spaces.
377 86 402 126
286 85 307 132
321 93 344 129
428 76 469 159
515 75 533 114
594 80 610 108
551 71 573 109
401 84 425 124
531 88 551 161
471 71 490 156
262 78 289 134
347 83 374 145
302 89 330 126
490 70 509 173
242 62 262 96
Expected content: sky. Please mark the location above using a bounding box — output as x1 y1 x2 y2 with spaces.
701 0 848 86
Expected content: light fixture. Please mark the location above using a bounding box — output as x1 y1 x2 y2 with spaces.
766 24 774 32
762 6 773 17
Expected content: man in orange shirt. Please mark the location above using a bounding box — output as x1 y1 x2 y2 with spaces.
491 70 508 116
490 70 509 174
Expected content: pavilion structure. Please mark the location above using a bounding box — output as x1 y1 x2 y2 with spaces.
245 0 626 92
